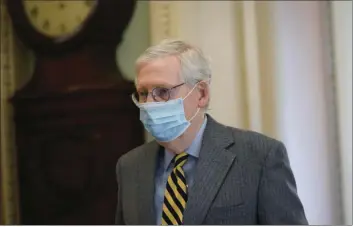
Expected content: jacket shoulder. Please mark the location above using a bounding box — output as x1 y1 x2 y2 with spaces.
231 127 282 146
206 115 284 156
116 141 158 170
227 125 285 160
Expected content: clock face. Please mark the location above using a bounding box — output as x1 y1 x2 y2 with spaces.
23 0 97 40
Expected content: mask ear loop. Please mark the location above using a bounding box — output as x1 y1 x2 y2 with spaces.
188 107 200 122
183 78 211 122
182 78 211 101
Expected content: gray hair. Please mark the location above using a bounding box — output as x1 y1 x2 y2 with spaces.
135 39 212 87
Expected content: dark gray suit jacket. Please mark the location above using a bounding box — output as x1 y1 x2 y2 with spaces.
115 115 308 225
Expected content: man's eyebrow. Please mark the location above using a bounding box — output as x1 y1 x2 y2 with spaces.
137 82 177 91
154 82 176 88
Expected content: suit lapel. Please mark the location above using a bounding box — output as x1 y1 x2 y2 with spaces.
136 141 160 225
183 116 237 225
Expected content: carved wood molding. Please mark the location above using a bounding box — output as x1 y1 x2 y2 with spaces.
149 1 179 44
0 0 20 224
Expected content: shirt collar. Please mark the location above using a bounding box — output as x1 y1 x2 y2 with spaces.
163 116 208 170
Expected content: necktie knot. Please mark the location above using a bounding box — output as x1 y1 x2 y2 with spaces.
173 152 189 168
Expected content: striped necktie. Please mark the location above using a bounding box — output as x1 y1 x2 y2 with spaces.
162 152 189 225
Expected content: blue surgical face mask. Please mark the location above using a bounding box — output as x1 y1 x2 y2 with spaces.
132 83 201 142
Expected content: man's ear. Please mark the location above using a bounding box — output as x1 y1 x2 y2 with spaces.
197 82 210 109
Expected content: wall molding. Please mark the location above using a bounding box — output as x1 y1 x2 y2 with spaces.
149 1 178 44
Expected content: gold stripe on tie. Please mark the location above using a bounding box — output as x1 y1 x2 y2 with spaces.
161 152 189 225
162 218 168 225
165 190 183 220
163 203 178 225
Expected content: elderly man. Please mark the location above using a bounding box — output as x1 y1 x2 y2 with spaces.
115 39 308 225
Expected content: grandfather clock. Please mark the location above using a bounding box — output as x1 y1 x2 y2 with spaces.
6 0 144 224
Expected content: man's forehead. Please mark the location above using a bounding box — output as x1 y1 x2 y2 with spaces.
136 56 182 89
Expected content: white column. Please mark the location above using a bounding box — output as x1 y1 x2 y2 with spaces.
271 1 342 224
331 1 352 225
242 1 263 132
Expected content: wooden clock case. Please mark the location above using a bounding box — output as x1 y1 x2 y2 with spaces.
5 0 145 224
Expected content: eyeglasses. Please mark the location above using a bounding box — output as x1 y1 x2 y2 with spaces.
132 83 185 103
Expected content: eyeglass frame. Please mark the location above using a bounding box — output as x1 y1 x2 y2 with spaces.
132 82 186 103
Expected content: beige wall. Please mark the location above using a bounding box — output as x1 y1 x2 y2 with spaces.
118 1 150 81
